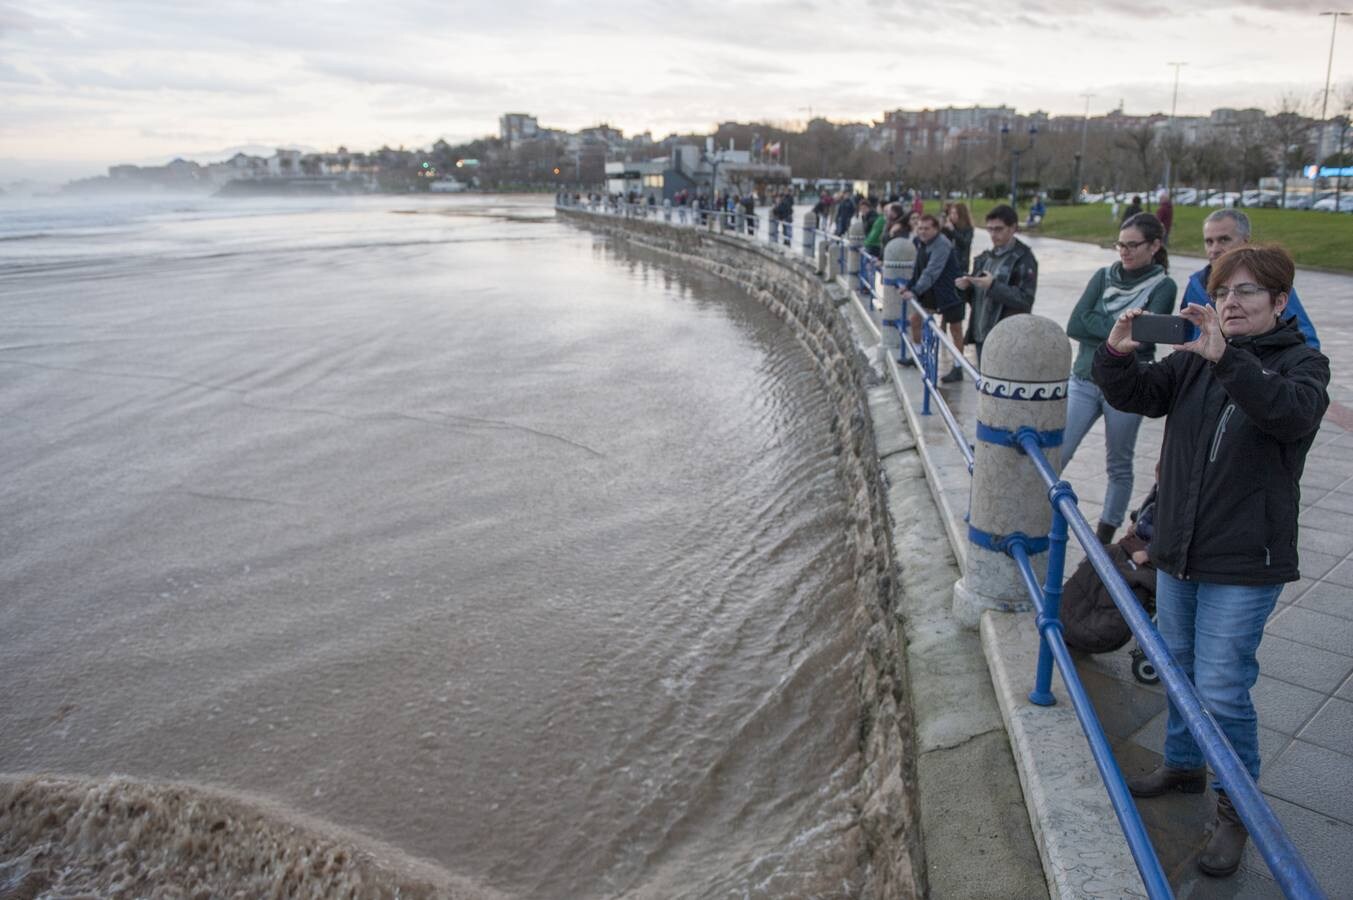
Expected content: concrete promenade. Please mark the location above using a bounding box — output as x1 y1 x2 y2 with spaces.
869 228 1353 897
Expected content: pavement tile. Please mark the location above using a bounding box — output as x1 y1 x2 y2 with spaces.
1303 466 1353 491
1257 633 1353 694
1312 491 1353 514
1268 606 1353 656
1325 559 1353 588
1224 796 1353 897
1127 710 1290 767
1263 740 1353 824
1294 579 1353 620
1297 697 1353 756
1250 675 1327 736
1339 674 1353 702
1296 549 1343 581
1299 505 1353 534
1280 577 1315 605
1298 527 1353 558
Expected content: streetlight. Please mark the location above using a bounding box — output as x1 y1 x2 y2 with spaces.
1001 121 1037 207
1074 93 1094 204
1320 11 1351 207
1164 62 1187 197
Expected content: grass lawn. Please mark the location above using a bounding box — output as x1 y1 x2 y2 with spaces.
925 201 1353 272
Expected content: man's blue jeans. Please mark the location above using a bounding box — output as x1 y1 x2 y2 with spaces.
1061 375 1143 527
1156 570 1282 785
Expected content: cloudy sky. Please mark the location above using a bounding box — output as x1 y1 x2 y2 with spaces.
2 0 1351 181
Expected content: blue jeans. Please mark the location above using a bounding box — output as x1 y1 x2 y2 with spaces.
1061 375 1143 527
1156 571 1282 785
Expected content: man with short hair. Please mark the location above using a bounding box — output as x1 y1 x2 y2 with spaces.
834 190 856 236
901 213 965 380
956 203 1039 366
1181 209 1319 349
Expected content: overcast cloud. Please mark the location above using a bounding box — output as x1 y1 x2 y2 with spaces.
1 0 1350 179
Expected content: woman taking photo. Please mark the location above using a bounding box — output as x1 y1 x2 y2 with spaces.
1094 244 1330 878
1063 212 1177 544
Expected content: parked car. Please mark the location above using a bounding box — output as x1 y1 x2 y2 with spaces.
1202 191 1240 207
1171 188 1198 205
1313 194 1353 212
1282 193 1314 209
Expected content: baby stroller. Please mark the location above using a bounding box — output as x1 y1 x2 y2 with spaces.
1061 487 1161 685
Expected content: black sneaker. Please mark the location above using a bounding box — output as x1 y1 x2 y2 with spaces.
898 355 916 368
940 366 964 383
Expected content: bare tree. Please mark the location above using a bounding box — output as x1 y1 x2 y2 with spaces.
1116 126 1158 198
1265 93 1316 207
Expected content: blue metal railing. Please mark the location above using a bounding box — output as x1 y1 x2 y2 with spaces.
557 194 1326 898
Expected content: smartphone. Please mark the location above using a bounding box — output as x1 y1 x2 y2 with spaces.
1131 314 1194 345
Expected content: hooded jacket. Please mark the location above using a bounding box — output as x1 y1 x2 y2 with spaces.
1092 319 1330 585
1066 262 1177 379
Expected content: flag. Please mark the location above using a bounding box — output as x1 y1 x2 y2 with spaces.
768 142 781 158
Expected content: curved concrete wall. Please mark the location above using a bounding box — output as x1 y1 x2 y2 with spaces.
559 208 926 898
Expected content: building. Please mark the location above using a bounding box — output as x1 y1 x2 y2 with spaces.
605 142 791 202
500 113 540 146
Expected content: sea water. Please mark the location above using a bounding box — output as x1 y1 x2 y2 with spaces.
0 194 867 898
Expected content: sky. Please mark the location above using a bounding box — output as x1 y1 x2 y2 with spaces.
2 0 1352 183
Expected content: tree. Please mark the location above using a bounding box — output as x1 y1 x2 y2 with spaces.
1265 94 1316 207
1116 125 1158 198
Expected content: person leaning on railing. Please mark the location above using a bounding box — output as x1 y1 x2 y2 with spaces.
1092 243 1331 879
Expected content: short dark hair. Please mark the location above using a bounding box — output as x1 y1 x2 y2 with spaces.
1207 244 1295 297
985 204 1018 227
919 213 942 228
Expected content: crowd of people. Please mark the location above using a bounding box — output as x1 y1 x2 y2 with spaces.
845 196 1329 880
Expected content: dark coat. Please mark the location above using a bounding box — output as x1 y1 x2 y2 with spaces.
1093 319 1330 584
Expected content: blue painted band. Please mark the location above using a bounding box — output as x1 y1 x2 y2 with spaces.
968 525 1049 555
975 421 1063 448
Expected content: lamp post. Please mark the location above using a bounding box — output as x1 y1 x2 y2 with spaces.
1002 121 1038 207
1320 12 1351 207
1164 62 1187 198
1073 94 1094 204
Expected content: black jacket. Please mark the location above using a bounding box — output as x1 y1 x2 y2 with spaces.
1092 319 1330 584
959 239 1038 345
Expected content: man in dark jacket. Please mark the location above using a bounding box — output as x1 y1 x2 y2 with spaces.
956 204 1038 365
901 214 964 380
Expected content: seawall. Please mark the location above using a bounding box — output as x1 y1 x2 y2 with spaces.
558 207 1046 898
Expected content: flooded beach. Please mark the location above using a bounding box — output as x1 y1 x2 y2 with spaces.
0 195 871 897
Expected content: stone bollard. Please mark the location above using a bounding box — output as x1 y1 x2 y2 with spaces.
801 210 816 257
879 238 911 353
952 314 1071 629
845 217 864 277
706 208 719 233
826 234 841 280
815 233 828 275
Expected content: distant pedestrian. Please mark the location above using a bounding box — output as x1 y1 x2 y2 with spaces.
911 194 924 217
1156 190 1173 243
901 214 965 381
834 191 856 236
943 202 974 275
1121 194 1142 225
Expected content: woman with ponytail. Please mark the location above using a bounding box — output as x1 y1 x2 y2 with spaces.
1062 212 1177 544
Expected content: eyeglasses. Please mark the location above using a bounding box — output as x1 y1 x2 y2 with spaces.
1210 283 1272 303
1114 239 1150 252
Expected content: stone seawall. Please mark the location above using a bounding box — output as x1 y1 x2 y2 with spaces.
559 208 926 898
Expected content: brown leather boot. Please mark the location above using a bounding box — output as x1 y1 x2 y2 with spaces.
1096 521 1117 544
1126 764 1207 797
1199 791 1248 877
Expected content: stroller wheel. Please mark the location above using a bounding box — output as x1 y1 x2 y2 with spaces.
1131 649 1160 685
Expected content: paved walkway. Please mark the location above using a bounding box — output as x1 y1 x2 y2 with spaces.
872 229 1353 895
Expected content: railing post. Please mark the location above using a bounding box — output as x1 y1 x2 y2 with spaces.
845 218 863 279
880 240 909 360
952 314 1071 629
1030 496 1072 705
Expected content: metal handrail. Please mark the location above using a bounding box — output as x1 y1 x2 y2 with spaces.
556 195 1327 896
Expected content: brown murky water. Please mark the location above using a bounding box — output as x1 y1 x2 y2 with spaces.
0 195 867 897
